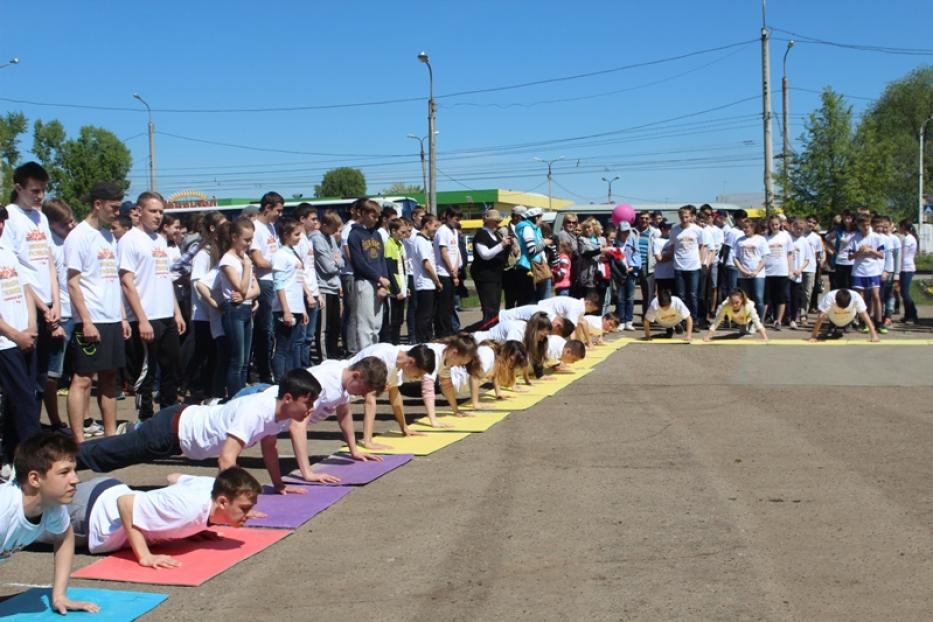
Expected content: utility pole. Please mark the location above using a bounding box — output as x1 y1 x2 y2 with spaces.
407 133 429 200
920 117 932 229
534 155 565 211
602 175 620 204
782 40 794 204
418 52 437 215
760 0 775 216
133 93 156 191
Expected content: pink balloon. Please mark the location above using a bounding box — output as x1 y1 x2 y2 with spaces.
611 203 635 225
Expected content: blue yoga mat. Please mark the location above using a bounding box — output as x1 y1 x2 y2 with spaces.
0 587 167 620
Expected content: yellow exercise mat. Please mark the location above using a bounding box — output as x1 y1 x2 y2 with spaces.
476 391 546 410
341 431 472 455
412 410 510 432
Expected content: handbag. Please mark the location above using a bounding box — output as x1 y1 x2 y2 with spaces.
531 258 553 284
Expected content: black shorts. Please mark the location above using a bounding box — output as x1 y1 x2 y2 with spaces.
765 276 788 305
71 322 126 374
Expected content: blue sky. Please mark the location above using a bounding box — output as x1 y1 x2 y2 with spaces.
1 0 929 205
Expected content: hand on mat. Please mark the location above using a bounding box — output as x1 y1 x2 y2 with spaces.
306 471 343 484
52 596 101 615
454 410 477 418
246 509 267 519
510 387 528 393
139 553 182 569
360 439 395 450
807 336 818 343
540 375 557 381
429 420 453 428
275 484 309 495
351 451 384 462
471 402 493 410
402 427 427 437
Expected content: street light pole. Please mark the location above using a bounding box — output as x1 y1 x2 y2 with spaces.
534 155 565 211
133 92 156 192
782 40 795 204
760 0 775 217
407 133 428 200
919 116 933 228
0 57 19 70
418 52 437 215
601 176 620 203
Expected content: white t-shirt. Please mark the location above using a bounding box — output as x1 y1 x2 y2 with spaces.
901 234 917 272
271 247 306 314
249 219 279 281
764 230 794 277
190 249 213 322
479 319 526 343
794 235 815 278
411 234 437 291
0 482 69 560
723 226 743 268
117 227 175 321
847 231 885 278
645 296 690 327
704 225 724 266
166 243 182 282
834 230 857 266
883 233 900 274
806 231 823 261
653 238 674 279
818 289 866 327
584 315 604 333
178 386 287 460
433 224 460 278
449 344 495 392
1 203 54 303
735 234 769 279
0 247 31 351
402 229 418 276
219 252 246 302
296 235 320 296
63 221 121 323
51 233 71 319
87 475 214 554
538 296 585 325
308 360 350 423
497 304 543 323
544 335 566 367
670 223 704 271
350 343 402 388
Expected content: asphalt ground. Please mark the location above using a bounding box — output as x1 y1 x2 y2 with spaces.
4 302 933 621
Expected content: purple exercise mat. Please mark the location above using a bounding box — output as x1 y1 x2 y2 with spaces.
281 452 413 486
246 485 353 529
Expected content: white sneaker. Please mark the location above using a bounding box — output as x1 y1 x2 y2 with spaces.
789 320 798 330
624 322 635 331
115 421 131 435
83 421 104 437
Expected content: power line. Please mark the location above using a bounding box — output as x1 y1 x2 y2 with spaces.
790 86 876 102
0 40 758 114
772 28 933 56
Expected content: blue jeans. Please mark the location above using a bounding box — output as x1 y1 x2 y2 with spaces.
900 271 917 320
721 266 739 300
252 280 275 382
222 302 253 397
737 277 765 320
535 279 552 302
301 304 320 367
615 271 637 323
272 312 304 382
76 404 182 472
674 269 700 319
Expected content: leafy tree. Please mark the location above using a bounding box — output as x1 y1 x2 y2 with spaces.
0 112 27 200
314 167 366 198
33 121 131 218
785 88 863 221
858 66 933 219
382 182 423 196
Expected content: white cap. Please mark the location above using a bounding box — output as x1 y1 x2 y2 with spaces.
525 207 543 218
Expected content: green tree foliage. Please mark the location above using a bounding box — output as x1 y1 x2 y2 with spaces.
314 167 366 198
0 112 27 200
859 66 933 219
33 121 131 218
785 88 863 221
382 182 423 196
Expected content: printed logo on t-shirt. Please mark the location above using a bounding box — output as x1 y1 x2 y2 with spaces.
25 229 49 263
0 265 23 302
769 240 785 258
153 247 170 278
266 235 278 256
97 247 118 281
363 239 382 259
679 231 696 250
